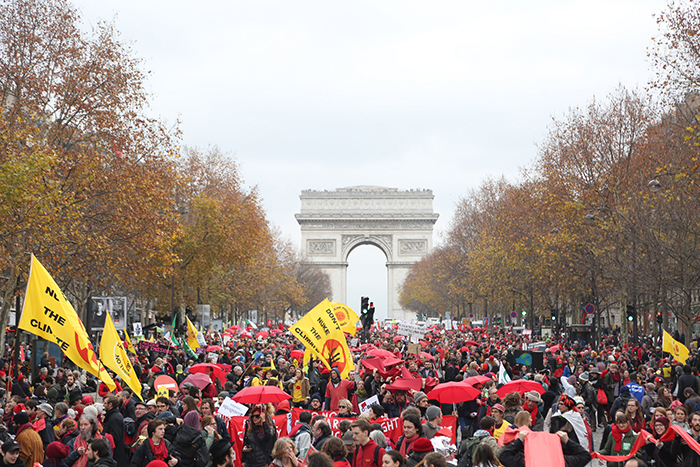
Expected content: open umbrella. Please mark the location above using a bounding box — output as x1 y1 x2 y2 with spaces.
427 382 480 404
393 336 404 343
189 363 227 385
463 340 478 346
206 345 222 352
547 345 561 353
233 386 291 405
256 330 269 339
180 373 211 390
463 375 492 387
497 380 545 398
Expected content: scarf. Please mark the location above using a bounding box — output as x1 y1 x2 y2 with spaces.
399 434 420 457
611 424 631 452
149 437 169 461
610 371 620 383
522 402 537 427
356 387 368 399
74 433 103 467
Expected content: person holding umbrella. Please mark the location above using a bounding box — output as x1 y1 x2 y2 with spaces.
242 406 277 467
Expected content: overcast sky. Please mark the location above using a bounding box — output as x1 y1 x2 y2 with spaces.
75 0 663 319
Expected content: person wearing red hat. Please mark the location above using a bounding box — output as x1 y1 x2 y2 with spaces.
44 441 70 467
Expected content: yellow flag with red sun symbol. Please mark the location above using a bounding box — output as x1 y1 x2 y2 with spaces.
663 329 689 364
20 255 116 390
291 299 355 378
330 301 359 336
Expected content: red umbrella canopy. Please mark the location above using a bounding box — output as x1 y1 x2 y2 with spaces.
463 341 478 346
206 345 222 352
463 375 492 387
427 382 480 404
180 373 212 390
547 345 561 353
256 330 269 339
393 336 404 343
496 380 546 398
190 363 227 385
233 386 291 405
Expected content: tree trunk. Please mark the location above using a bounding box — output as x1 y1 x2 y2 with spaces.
0 262 21 352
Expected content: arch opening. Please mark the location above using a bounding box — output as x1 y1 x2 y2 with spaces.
347 244 388 322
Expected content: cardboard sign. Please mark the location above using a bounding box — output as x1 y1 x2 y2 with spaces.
407 343 422 358
358 395 379 414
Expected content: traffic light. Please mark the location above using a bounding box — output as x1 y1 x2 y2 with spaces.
361 297 369 313
521 310 527 317
656 311 663 324
626 305 635 322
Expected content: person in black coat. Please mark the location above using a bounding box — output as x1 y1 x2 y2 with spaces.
242 407 276 467
102 395 127 466
677 365 698 404
171 413 209 467
130 419 178 467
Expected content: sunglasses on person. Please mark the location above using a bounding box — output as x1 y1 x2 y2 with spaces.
252 413 261 419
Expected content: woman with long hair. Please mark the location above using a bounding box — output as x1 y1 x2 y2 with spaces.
657 387 672 408
472 443 499 467
130 419 178 467
672 406 689 432
286 368 311 408
649 407 668 432
242 406 277 467
201 414 221 467
644 416 677 467
181 396 198 416
382 451 405 467
623 398 645 433
271 438 301 467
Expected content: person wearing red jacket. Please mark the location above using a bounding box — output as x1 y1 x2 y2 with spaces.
350 420 384 467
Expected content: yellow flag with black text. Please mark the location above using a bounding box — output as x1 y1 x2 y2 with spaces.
663 330 689 364
20 255 116 390
329 301 360 336
290 299 355 378
100 313 143 399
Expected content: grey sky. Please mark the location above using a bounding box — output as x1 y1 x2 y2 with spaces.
75 1 662 319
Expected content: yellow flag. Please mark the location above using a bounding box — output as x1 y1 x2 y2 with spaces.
663 330 689 364
19 255 116 390
156 385 169 400
100 313 143 399
330 301 360 336
187 317 200 350
124 328 137 355
290 299 355 378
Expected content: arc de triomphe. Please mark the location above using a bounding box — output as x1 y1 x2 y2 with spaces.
295 186 438 320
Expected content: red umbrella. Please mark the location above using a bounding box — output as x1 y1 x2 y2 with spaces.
206 345 222 352
463 375 492 387
427 382 480 404
154 375 179 393
256 330 269 339
496 380 545 398
233 386 291 404
393 336 404 343
180 373 212 390
367 349 395 358
463 340 478 346
270 329 282 335
547 345 561 353
290 350 304 363
190 363 227 385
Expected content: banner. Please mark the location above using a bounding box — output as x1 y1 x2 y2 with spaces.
329 301 360 335
290 299 355 378
19 255 116 390
663 330 689 364
137 341 173 354
100 313 143 399
187 317 201 350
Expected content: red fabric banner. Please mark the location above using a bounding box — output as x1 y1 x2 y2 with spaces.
524 432 565 467
591 426 700 463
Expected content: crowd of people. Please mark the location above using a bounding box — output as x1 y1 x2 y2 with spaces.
0 321 698 467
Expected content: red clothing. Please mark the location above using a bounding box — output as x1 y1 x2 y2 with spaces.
203 383 217 399
325 380 355 411
352 439 385 467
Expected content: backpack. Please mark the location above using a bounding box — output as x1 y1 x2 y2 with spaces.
172 425 209 467
457 437 482 467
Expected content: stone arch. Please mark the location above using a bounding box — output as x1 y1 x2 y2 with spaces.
296 186 438 320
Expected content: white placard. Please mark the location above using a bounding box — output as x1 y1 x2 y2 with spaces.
358 394 380 414
217 397 249 417
132 322 143 337
397 322 426 343
207 352 219 364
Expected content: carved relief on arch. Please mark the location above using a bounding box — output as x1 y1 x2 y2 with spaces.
341 234 393 261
